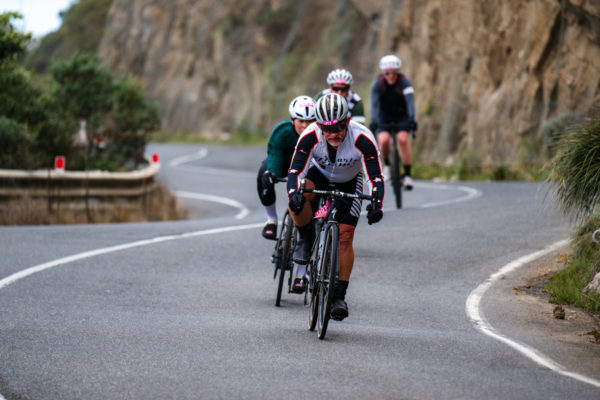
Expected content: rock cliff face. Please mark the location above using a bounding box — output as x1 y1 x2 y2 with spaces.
99 0 600 165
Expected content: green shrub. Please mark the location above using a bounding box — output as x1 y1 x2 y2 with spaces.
542 110 583 158
547 118 600 221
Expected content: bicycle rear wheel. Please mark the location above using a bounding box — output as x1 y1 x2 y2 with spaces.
317 222 339 339
391 139 403 209
275 211 293 307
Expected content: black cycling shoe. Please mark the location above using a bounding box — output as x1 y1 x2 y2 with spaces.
330 298 349 321
291 276 307 294
262 221 277 240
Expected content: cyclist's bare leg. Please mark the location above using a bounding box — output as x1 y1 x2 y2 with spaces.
289 178 316 227
397 130 411 165
338 224 355 281
377 130 392 163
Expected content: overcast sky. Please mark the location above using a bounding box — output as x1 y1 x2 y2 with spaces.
1 0 75 37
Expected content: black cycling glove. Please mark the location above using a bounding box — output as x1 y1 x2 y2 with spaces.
366 203 383 225
408 120 418 132
288 191 306 215
369 121 378 133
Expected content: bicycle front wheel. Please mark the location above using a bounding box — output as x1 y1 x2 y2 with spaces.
275 211 293 307
317 222 339 339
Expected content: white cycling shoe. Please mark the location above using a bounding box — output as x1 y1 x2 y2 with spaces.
382 165 390 181
403 176 414 190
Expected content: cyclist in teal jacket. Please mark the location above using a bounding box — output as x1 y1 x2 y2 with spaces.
257 96 316 241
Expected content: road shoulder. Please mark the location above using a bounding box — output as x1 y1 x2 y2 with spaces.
483 247 600 379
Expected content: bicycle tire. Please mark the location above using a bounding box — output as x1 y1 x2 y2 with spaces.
307 257 319 331
391 138 403 209
317 222 339 339
275 211 293 307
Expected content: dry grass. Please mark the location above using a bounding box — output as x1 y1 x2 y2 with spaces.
0 183 188 225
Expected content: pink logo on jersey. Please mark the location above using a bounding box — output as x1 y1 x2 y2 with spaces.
320 119 339 126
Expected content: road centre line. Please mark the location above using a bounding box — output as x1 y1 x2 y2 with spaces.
0 222 263 292
466 239 600 388
168 148 208 167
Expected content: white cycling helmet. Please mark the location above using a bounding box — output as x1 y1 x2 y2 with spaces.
315 93 348 124
379 54 402 71
326 68 353 85
288 95 316 120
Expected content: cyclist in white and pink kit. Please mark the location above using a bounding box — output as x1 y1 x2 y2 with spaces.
287 93 384 320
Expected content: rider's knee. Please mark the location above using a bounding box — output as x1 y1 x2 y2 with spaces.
339 228 355 250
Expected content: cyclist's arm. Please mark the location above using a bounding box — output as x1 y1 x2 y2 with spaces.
369 79 380 126
287 129 318 195
401 76 415 121
355 134 385 206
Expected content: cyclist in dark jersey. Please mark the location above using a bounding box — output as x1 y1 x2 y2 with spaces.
257 96 316 241
287 93 384 320
369 55 418 189
314 68 366 125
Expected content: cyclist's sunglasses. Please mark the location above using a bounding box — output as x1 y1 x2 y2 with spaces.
331 85 349 93
319 119 347 133
384 70 398 76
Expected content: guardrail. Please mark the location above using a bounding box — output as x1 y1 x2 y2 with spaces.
0 162 160 199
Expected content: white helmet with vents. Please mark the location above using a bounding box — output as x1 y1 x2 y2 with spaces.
326 68 353 86
379 54 402 71
288 96 316 120
315 93 348 124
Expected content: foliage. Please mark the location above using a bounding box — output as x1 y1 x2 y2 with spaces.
50 53 161 170
0 12 31 61
51 52 114 129
0 12 161 172
541 110 583 158
546 117 600 222
24 0 112 73
545 214 600 316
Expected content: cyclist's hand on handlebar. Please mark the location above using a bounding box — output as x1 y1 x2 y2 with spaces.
288 191 305 215
369 121 378 133
366 203 383 225
261 170 276 189
408 120 418 132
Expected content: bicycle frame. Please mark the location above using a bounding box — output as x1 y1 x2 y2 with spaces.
298 179 378 339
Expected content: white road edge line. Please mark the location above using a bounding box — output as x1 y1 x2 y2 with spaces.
466 239 600 388
175 190 249 219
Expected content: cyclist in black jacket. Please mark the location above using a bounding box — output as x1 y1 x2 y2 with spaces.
370 54 417 190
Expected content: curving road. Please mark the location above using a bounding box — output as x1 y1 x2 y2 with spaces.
0 143 599 399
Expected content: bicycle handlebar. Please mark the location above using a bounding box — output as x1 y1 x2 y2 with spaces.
298 179 378 209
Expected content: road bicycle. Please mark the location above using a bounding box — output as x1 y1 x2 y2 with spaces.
384 123 415 209
298 179 378 339
269 178 298 307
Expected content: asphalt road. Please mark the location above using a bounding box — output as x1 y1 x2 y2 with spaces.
0 143 599 399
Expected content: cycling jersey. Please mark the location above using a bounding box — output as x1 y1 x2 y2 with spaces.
370 74 415 126
315 89 366 124
287 120 384 206
266 120 299 178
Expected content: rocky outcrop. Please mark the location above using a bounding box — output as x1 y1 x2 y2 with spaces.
99 0 600 164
